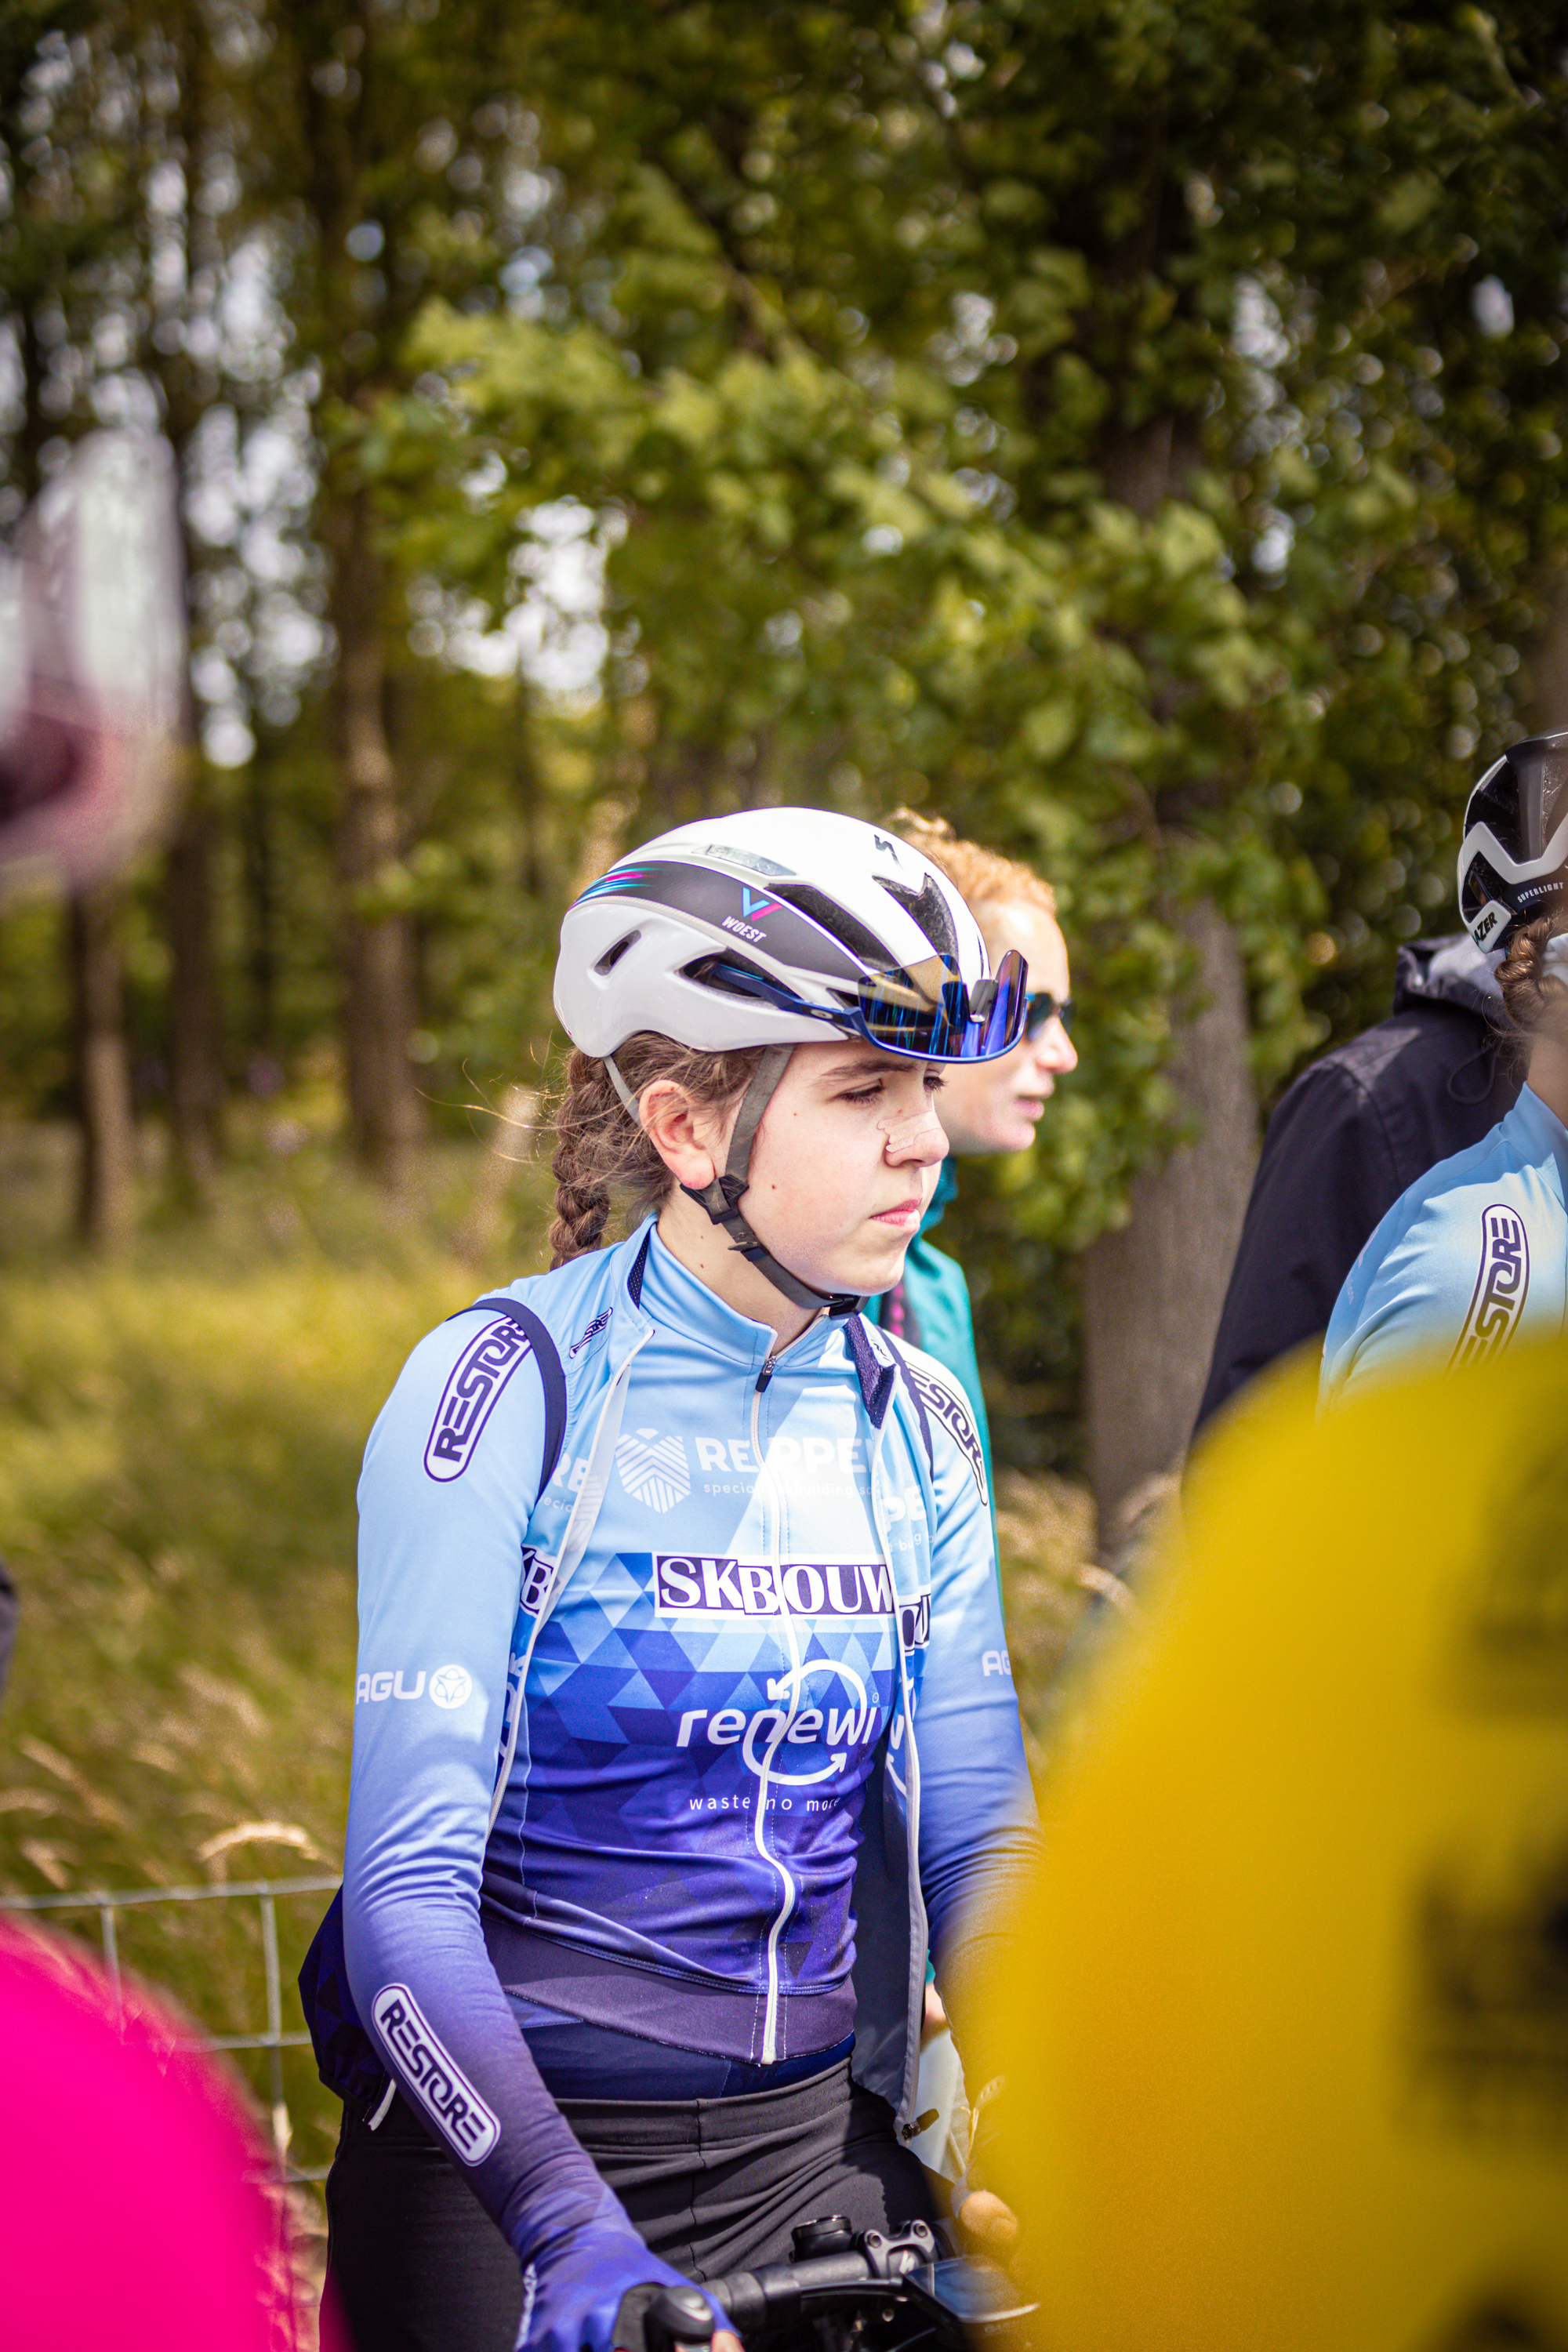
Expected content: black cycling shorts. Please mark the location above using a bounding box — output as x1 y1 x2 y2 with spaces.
325 2059 938 2352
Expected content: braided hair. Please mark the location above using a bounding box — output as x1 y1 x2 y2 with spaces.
548 1032 763 1269
1499 913 1568 1036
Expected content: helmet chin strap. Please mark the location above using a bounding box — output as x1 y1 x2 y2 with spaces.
604 1044 863 1318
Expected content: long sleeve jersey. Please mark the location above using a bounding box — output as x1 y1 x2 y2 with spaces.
1320 1083 1568 1411
341 1221 1040 2273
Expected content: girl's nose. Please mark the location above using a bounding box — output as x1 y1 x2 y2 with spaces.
882 1101 949 1162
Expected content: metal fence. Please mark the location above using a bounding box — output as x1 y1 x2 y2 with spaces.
0 1871 339 2183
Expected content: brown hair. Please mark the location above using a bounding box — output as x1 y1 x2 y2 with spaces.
887 809 1057 925
1498 912 1568 1036
549 1033 763 1267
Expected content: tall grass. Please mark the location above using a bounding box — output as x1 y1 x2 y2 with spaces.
0 1117 557 2176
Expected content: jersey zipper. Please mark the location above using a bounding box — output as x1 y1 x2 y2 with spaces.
749 1372 801 2065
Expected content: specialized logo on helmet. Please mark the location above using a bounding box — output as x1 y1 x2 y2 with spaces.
428 1664 474 1710
1452 1203 1530 1370
424 1316 532 1482
615 1426 691 1512
372 1984 499 2163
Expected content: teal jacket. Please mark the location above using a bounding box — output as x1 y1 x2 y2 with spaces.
867 1163 996 1516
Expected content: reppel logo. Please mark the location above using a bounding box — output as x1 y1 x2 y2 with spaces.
615 1426 691 1512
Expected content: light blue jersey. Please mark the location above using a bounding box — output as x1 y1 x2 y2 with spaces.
339 1218 1038 2303
1320 1083 1568 1410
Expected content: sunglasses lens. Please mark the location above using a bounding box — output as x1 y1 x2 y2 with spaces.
1025 991 1073 1038
977 949 1028 1055
855 949 1029 1061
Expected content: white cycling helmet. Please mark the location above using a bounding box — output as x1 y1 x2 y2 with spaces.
554 807 1029 1312
1456 728 1568 953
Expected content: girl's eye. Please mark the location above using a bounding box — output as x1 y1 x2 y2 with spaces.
924 1070 946 1094
841 1082 884 1104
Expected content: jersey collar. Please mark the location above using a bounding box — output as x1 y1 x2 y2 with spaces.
617 1217 842 1378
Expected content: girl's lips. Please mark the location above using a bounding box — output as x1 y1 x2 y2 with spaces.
873 1199 924 1228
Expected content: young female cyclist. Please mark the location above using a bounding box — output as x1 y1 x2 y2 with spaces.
1323 731 1568 1406
869 814 1077 1501
319 808 1044 2352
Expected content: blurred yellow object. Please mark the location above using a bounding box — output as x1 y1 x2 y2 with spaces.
992 1345 1568 2352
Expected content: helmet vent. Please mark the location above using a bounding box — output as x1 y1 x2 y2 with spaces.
594 930 640 975
877 873 957 958
683 950 789 1004
770 882 890 967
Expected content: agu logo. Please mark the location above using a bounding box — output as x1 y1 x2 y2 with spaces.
372 1985 499 2163
429 1664 474 1709
615 1426 691 1513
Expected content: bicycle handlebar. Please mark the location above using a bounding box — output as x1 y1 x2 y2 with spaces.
630 2216 1036 2352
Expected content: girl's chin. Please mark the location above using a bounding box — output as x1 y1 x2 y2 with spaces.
855 1237 915 1290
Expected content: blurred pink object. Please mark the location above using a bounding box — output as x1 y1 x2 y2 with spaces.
0 1918 343 2350
0 430 184 896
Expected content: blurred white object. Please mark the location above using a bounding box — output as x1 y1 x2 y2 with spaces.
907 2017 970 2183
0 430 185 895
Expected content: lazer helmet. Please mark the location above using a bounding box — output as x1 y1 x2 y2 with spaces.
554 808 1029 1313
1456 729 1568 954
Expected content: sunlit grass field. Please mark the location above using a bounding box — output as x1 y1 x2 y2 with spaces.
0 1112 1101 2194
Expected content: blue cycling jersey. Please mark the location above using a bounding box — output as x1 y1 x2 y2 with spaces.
342 1218 1037 2288
1320 1083 1568 1410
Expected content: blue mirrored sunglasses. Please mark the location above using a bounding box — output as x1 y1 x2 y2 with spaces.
1023 989 1074 1040
688 948 1030 1063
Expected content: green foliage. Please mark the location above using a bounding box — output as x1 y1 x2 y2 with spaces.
3 0 1567 1452
354 0 1566 1240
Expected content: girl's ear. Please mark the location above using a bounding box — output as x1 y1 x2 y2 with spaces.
638 1080 724 1190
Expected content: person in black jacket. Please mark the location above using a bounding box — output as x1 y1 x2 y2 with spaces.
1193 935 1519 1435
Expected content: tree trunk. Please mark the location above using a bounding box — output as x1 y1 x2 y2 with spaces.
165 764 224 1198
68 886 136 1251
1080 902 1258 1548
150 3 225 1206
331 488 420 1187
240 750 279 1069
